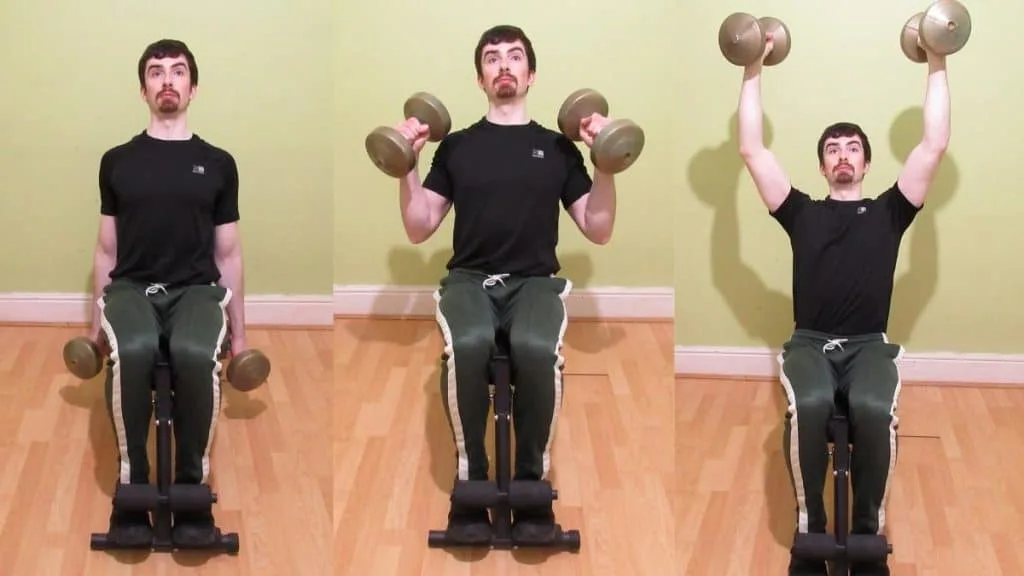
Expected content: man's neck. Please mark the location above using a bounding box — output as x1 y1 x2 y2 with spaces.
147 114 192 141
485 98 530 125
828 182 863 201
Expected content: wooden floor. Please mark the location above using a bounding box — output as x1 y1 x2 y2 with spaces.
335 318 676 575
676 376 1024 576
6 320 1023 575
0 325 332 575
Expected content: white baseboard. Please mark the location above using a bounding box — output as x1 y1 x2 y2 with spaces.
0 292 334 327
332 284 673 320
675 345 1024 386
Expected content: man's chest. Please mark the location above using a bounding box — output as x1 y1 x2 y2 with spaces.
448 138 567 200
111 153 223 209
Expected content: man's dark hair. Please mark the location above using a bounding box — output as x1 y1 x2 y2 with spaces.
817 121 872 165
137 39 198 88
474 25 535 78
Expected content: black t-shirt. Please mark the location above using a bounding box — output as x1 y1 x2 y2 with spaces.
99 131 240 287
423 117 592 276
770 182 921 335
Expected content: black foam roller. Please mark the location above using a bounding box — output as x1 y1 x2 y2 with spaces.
846 535 891 562
507 481 556 508
451 481 499 507
790 533 837 560
113 485 159 510
169 485 216 511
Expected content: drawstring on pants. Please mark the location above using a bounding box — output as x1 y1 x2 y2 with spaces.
482 274 509 289
822 338 848 353
145 283 168 296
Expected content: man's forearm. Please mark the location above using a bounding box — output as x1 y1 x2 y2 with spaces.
217 254 246 341
922 55 950 150
738 64 766 154
583 170 616 244
90 252 115 338
398 169 432 243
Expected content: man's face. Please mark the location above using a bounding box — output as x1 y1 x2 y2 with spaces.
477 40 533 100
141 56 195 115
819 135 868 185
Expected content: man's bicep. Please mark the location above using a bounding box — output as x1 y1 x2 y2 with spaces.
96 215 117 256
423 186 453 227
215 222 242 257
214 154 241 225
98 152 118 216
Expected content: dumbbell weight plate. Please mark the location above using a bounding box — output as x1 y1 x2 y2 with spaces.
590 119 645 174
226 349 271 392
919 0 972 56
365 127 416 178
900 13 928 63
63 337 102 380
404 92 451 142
758 16 791 66
558 89 610 141
718 13 765 67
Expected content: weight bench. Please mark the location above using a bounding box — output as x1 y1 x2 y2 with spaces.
90 333 239 554
427 331 581 551
790 393 892 575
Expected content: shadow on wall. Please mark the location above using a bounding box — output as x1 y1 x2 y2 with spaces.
887 106 959 345
686 108 959 350
344 246 594 345
688 112 792 349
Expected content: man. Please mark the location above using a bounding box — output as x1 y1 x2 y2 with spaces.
90 39 247 547
392 24 618 544
736 33 950 576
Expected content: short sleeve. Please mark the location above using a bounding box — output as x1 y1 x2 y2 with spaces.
558 137 592 210
213 152 241 225
422 137 453 200
882 181 920 234
99 150 117 216
769 187 810 235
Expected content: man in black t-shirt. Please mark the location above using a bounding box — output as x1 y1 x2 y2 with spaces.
391 25 620 545
736 35 951 576
86 39 247 548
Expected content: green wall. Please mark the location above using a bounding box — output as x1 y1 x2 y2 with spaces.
674 0 1023 354
334 0 677 290
0 0 335 296
3 0 1021 355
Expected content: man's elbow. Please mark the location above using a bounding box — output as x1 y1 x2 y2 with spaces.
586 226 613 245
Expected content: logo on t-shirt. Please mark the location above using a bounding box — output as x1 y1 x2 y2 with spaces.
531 148 544 159
857 206 867 214
192 164 206 175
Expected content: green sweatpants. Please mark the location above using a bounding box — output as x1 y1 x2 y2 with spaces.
433 268 572 483
98 278 232 486
777 329 904 536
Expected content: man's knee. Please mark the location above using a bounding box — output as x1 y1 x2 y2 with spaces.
847 393 897 430
112 331 161 367
168 337 219 377
508 332 559 372
448 328 494 365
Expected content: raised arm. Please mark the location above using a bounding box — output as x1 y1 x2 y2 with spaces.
896 52 950 208
737 40 792 213
393 118 452 244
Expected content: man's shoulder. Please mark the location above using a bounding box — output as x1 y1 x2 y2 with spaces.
190 135 236 164
100 131 147 163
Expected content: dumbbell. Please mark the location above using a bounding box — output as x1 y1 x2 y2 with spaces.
365 92 452 178
225 349 272 392
557 88 645 175
718 13 791 67
61 335 271 392
63 336 104 380
900 0 972 63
